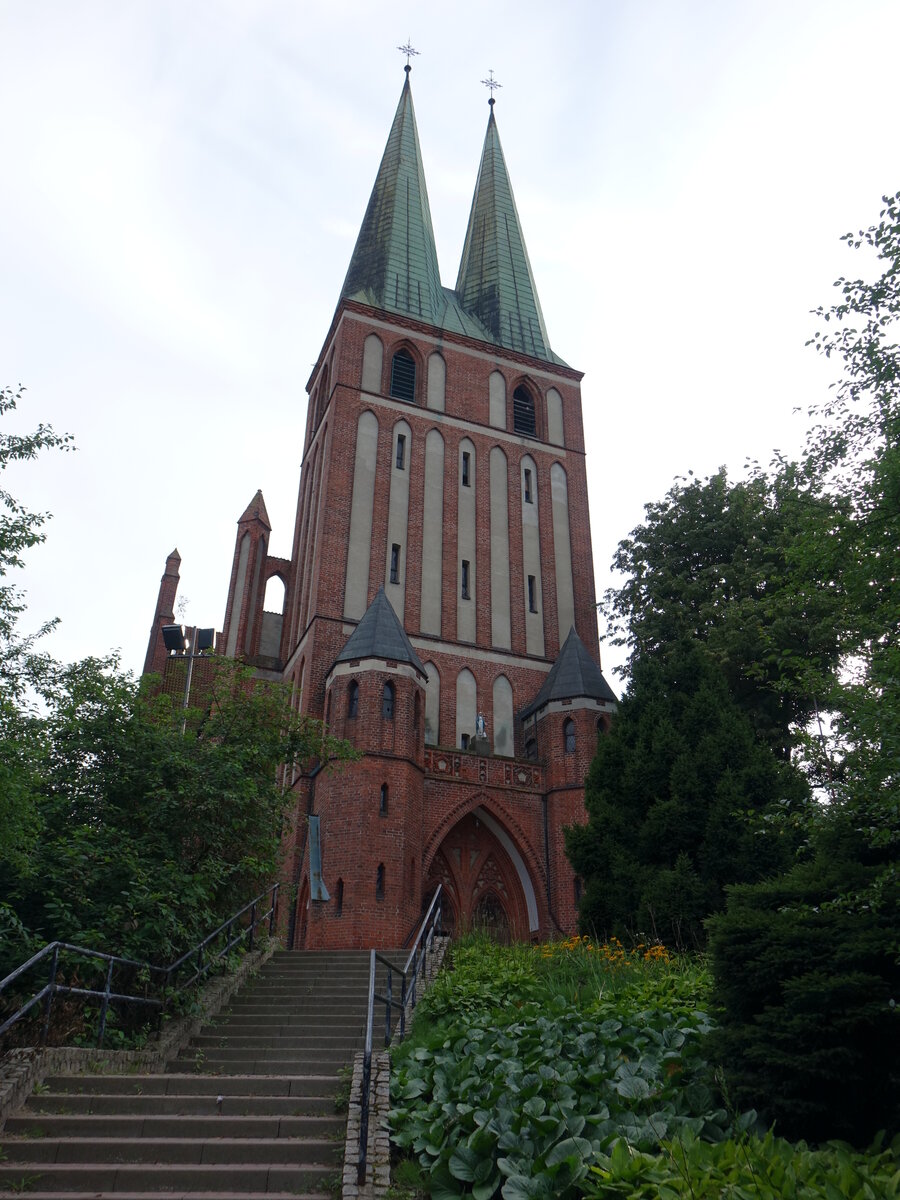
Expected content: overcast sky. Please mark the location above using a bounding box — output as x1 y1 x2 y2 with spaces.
2 0 897 688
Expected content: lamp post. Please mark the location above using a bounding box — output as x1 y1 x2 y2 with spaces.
161 624 216 733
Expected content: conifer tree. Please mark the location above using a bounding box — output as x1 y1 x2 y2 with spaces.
566 642 808 950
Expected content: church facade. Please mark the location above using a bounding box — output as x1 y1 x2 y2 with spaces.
144 68 615 949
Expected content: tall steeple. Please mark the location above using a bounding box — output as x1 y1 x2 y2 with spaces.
455 101 553 361
340 67 444 325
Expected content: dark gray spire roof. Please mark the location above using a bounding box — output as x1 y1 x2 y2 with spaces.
455 107 564 365
333 586 426 677
519 627 617 719
340 72 444 325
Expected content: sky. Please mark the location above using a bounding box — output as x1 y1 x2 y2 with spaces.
2 0 898 689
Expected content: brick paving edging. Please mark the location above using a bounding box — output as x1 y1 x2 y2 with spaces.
342 936 450 1200
0 938 280 1129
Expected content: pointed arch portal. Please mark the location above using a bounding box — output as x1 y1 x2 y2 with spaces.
425 807 539 940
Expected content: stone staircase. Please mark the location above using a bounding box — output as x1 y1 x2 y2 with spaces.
0 949 402 1199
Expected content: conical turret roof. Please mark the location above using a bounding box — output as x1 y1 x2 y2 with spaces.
519 627 617 719
237 489 271 529
333 586 426 677
455 105 555 362
340 70 444 325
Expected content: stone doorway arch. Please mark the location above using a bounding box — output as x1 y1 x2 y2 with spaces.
425 810 530 941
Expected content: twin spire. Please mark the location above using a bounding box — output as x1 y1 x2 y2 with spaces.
340 70 561 364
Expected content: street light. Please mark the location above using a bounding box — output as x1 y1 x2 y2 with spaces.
161 624 216 732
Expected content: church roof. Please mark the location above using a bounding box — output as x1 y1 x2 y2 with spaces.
519 627 617 719
333 586 426 677
339 76 566 367
455 105 562 365
340 69 444 326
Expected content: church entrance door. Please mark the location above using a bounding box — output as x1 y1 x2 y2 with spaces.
426 811 528 941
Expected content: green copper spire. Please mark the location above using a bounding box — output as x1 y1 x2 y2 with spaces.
455 105 553 361
340 69 444 324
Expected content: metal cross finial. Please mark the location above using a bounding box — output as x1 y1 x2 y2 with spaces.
398 40 419 73
481 69 502 106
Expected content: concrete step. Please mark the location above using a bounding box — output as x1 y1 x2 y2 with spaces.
191 1033 361 1049
169 1058 350 1076
0 1136 344 1165
0 1162 335 1192
220 1003 366 1017
3 1113 345 1139
206 1022 362 1038
38 1074 338 1097
26 1093 338 1116
174 1049 357 1068
0 1194 330 1200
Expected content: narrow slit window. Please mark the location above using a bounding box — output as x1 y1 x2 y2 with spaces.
564 717 576 755
461 559 470 600
395 434 406 470
376 863 385 900
390 543 400 585
380 783 388 815
336 879 344 917
524 468 533 503
528 575 537 613
382 681 395 720
347 680 359 718
390 349 416 402
460 733 470 751
462 451 471 487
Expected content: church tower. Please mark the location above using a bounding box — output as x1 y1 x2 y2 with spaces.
148 66 616 947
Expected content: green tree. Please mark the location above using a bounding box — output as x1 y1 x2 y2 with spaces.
1 655 354 976
566 642 808 950
0 385 356 984
603 464 844 760
0 385 72 873
709 193 900 1144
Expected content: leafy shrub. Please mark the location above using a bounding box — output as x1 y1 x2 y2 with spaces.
583 1128 900 1198
417 937 540 1023
391 988 732 1199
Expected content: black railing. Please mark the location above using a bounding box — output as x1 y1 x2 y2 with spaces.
357 886 443 1186
0 884 279 1051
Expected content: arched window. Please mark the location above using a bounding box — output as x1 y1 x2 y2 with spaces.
382 681 395 720
390 349 416 402
335 878 344 917
564 718 576 755
513 385 536 436
325 692 332 726
347 680 359 718
380 783 388 815
376 863 385 900
413 691 421 736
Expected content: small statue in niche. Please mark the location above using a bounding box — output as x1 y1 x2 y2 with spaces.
476 711 486 739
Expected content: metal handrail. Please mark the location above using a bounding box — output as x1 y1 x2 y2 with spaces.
0 883 279 1050
357 886 443 1186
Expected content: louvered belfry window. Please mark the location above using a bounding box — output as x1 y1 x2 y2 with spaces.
390 349 416 402
513 385 536 436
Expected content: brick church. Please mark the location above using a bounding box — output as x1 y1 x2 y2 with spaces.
144 66 616 949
